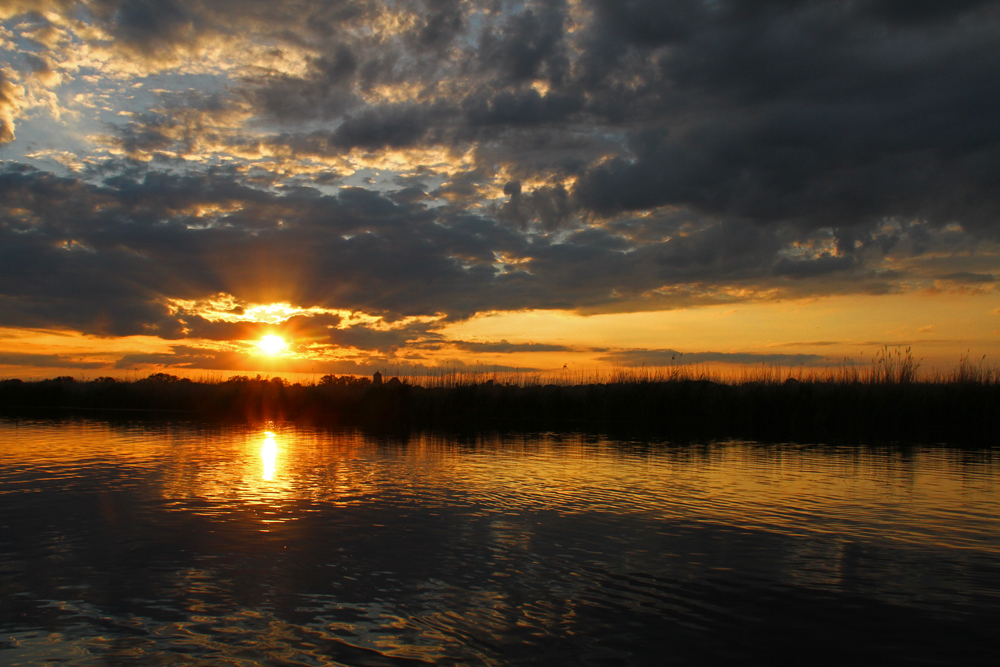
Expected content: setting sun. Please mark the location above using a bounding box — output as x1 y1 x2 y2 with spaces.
258 335 287 356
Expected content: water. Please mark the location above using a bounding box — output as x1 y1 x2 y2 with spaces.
1 419 998 666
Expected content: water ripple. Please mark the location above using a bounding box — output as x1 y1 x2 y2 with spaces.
1 419 998 665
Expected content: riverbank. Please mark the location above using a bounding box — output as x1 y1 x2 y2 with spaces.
2 366 997 443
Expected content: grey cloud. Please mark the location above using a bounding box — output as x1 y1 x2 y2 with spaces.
478 2 568 84
390 186 431 204
114 346 268 371
0 353 107 369
937 272 996 284
331 104 439 151
246 69 359 123
650 221 780 276
773 254 857 278
325 323 435 354
431 169 492 203
572 0 1000 238
0 165 514 333
169 313 354 344
250 45 361 122
416 0 465 49
84 0 373 56
0 158 982 343
498 182 574 230
313 46 359 86
600 349 829 367
858 0 995 25
107 0 202 54
590 0 706 46
464 89 584 127
777 341 844 348
451 340 572 353
114 345 450 375
103 0 1000 249
2 0 1000 342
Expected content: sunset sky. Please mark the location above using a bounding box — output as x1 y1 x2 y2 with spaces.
1 0 999 379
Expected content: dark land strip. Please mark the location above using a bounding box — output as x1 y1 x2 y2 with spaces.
2 374 997 444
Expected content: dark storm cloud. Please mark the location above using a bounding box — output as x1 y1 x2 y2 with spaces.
858 0 995 25
247 46 361 122
324 322 436 354
0 161 780 338
0 154 975 342
113 345 462 374
478 1 568 83
451 340 572 353
0 353 106 369
3 0 1000 342
773 254 857 278
0 164 510 334
573 0 1000 236
93 0 1000 245
416 0 465 49
600 349 828 368
114 346 278 372
330 104 441 151
497 181 574 229
936 272 996 284
464 89 585 127
105 0 202 54
84 0 373 55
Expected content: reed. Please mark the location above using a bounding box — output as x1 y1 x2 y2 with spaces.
1 351 997 443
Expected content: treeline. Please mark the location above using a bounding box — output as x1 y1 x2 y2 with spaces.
1 370 997 443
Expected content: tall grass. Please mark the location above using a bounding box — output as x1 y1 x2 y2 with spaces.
945 352 1000 384
1 350 997 443
398 346 935 388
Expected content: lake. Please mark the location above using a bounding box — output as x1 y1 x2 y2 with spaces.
1 418 997 666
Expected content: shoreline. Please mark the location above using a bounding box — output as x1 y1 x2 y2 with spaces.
2 374 997 444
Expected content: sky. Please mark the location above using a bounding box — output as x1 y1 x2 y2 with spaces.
1 0 999 380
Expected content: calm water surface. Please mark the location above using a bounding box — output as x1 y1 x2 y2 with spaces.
1 419 998 666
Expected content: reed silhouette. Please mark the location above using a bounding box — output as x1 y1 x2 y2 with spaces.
1 349 997 443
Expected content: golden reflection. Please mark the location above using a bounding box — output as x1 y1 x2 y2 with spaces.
4 422 1000 557
261 431 278 481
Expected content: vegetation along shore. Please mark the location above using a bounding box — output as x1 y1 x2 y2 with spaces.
1 350 996 444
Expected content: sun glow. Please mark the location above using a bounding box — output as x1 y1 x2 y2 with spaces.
258 335 287 356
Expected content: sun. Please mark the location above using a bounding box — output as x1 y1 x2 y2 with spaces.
258 335 287 356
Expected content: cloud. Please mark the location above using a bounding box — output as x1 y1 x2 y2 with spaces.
450 340 572 353
113 343 538 375
773 254 857 278
599 349 829 367
0 158 984 342
0 0 998 354
498 181 574 229
0 352 107 369
464 89 585 127
0 69 24 145
776 341 844 348
937 272 996 284
330 104 439 151
478 2 568 83
572 1 1000 235
107 0 204 55
858 0 995 25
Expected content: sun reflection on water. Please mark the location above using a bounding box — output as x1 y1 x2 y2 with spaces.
261 431 278 481
3 422 1000 665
